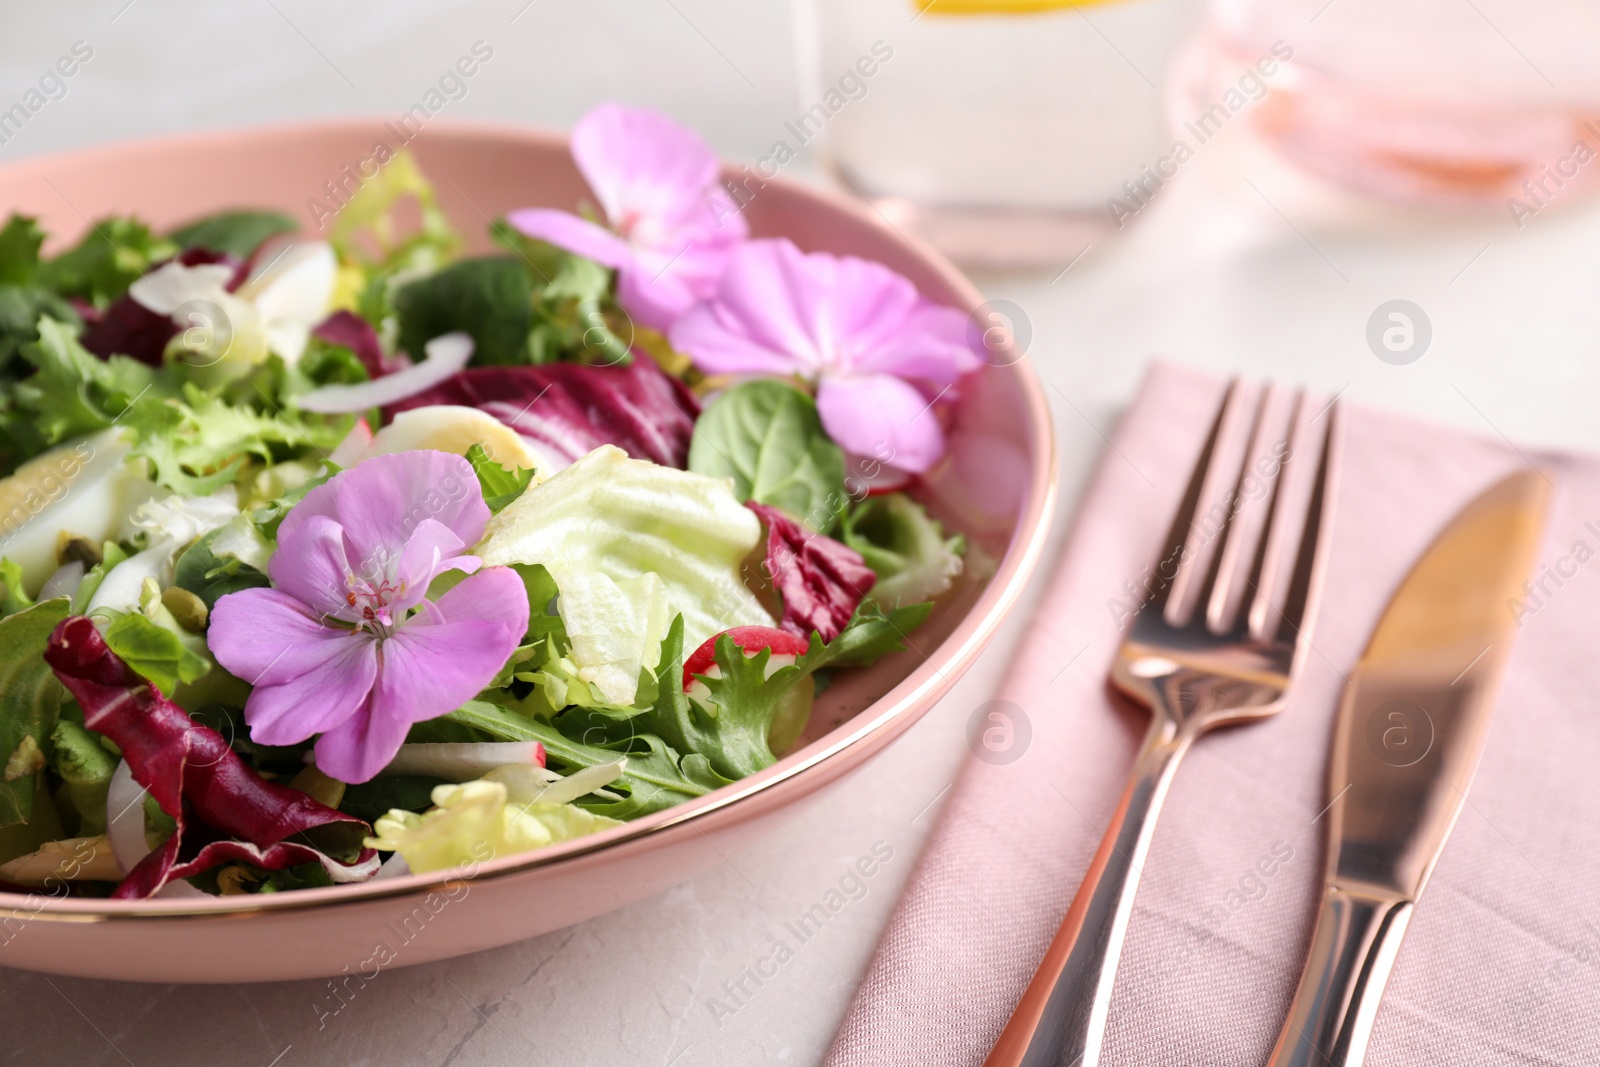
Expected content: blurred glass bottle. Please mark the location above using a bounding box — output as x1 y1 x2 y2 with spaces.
794 0 1192 268
1172 0 1600 213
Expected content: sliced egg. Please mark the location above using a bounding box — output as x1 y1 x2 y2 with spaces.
363 405 550 479
0 429 151 594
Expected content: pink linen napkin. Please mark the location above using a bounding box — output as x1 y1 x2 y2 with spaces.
826 362 1600 1066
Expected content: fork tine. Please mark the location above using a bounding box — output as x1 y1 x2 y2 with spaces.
1201 383 1280 632
1269 400 1338 644
1141 379 1243 625
1230 388 1306 639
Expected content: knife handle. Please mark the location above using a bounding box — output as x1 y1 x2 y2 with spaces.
1266 886 1414 1067
983 723 1189 1067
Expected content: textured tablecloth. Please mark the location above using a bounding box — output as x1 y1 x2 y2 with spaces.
826 361 1600 1066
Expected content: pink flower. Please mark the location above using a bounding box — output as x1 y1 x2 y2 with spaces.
508 103 747 331
208 452 529 783
669 238 981 474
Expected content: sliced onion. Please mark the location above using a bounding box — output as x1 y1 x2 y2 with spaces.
381 741 546 781
484 759 626 806
295 332 473 413
105 759 149 875
372 852 412 880
37 560 85 601
104 759 206 898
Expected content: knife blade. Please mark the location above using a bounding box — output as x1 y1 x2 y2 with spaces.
1267 469 1550 1067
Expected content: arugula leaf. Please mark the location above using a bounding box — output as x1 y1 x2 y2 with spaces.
840 493 966 609
1 317 159 454
37 217 177 307
394 256 533 366
169 210 297 258
414 698 725 820
466 443 535 513
0 215 44 286
688 379 846 532
0 597 70 829
102 611 211 697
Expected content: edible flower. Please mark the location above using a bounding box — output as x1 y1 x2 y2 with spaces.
669 238 980 474
207 451 529 783
507 103 747 330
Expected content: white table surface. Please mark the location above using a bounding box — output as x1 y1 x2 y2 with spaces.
4 2 1599 1064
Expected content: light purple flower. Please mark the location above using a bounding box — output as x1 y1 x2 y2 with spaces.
208 452 529 784
508 103 748 331
669 238 981 474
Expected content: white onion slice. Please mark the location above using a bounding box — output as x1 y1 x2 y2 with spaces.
295 331 473 413
105 759 150 876
37 560 85 601
382 742 546 782
485 759 626 806
372 852 412 881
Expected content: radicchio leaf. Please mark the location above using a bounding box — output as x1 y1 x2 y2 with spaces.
386 356 699 469
747 502 875 643
79 248 243 366
44 616 378 899
312 309 397 378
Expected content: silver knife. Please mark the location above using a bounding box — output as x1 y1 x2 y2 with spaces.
1267 469 1550 1066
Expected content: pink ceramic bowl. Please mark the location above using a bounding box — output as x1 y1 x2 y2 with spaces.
0 120 1055 983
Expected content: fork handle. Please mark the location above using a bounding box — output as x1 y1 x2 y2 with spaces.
1265 887 1413 1067
984 723 1189 1067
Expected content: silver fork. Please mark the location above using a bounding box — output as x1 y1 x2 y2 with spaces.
984 382 1339 1067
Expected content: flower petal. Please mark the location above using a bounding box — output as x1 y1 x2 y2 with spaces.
816 374 946 475
855 301 982 385
506 209 633 269
277 451 489 578
317 567 529 782
375 567 530 725
209 588 379 745
570 104 721 230
311 697 408 785
390 517 479 615
267 512 358 621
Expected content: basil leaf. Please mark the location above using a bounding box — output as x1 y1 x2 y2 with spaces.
394 256 534 366
169 210 298 258
687 379 845 532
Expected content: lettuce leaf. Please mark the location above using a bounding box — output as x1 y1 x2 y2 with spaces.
476 444 770 651
748 502 875 643
169 210 297 259
0 598 69 829
102 610 210 697
330 150 461 273
0 317 160 457
0 287 78 379
367 777 621 874
387 355 699 470
37 217 178 307
841 493 966 609
689 379 846 533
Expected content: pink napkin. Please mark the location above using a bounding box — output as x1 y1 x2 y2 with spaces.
826 362 1600 1066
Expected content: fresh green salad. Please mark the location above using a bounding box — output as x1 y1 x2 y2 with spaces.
0 103 978 899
